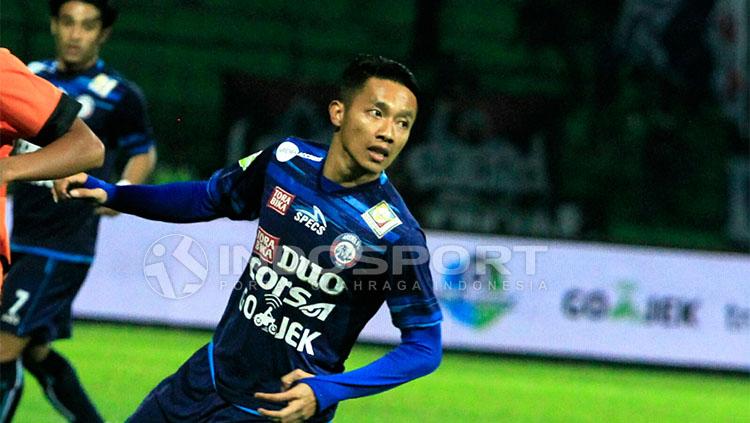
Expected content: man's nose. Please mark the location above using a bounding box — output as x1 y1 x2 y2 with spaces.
69 25 84 40
376 120 395 143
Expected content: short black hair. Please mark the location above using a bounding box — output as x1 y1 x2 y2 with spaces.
339 54 419 104
49 0 118 28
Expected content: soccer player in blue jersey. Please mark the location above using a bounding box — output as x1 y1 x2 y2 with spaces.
0 1 156 422
59 54 441 422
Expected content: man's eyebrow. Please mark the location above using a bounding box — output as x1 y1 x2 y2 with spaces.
373 101 391 112
59 14 102 23
373 101 415 119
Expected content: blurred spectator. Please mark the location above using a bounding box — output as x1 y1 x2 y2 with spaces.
253 96 330 151
406 95 562 236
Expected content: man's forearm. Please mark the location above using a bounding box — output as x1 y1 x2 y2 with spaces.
2 118 104 182
121 147 157 184
302 324 442 411
83 176 220 223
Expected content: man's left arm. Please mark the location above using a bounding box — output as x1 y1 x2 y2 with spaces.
255 325 441 421
256 231 443 420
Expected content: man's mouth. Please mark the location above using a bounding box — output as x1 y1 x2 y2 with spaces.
367 145 390 163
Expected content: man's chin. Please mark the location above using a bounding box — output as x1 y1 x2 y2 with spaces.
61 57 87 70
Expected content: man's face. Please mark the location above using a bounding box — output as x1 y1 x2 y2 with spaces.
51 1 109 70
330 77 417 177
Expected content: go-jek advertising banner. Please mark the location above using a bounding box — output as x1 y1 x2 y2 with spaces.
7 202 748 371
361 231 750 372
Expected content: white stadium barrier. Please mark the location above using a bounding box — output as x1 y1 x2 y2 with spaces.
7 201 749 371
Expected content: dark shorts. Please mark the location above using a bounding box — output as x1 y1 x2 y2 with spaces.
0 252 90 343
127 344 270 422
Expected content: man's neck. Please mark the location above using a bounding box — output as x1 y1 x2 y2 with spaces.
322 139 378 188
56 57 98 73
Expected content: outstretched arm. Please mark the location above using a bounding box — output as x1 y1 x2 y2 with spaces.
55 173 219 223
255 324 442 420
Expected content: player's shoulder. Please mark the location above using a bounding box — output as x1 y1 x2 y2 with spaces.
27 59 56 75
89 61 145 101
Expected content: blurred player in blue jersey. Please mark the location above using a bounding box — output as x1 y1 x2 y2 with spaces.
0 1 157 422
60 54 441 422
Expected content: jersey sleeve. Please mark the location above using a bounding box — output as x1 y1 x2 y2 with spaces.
206 145 276 220
113 84 155 157
384 229 443 329
0 49 81 144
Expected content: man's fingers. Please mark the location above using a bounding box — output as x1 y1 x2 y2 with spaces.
257 404 304 423
257 407 284 419
94 206 119 216
69 187 107 203
254 391 294 403
281 369 314 390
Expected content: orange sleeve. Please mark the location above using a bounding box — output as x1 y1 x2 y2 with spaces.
0 48 64 140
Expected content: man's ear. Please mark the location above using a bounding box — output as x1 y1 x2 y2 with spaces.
50 18 58 36
328 100 344 129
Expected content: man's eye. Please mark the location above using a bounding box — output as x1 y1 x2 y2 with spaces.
369 109 382 118
398 121 410 129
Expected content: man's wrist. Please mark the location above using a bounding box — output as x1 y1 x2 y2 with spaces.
82 175 117 204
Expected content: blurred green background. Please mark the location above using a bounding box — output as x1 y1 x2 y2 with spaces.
2 0 747 250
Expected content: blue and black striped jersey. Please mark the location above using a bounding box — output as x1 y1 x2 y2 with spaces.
12 59 155 258
207 138 442 420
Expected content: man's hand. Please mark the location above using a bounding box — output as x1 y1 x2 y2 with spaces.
51 172 107 204
94 206 120 217
255 369 316 422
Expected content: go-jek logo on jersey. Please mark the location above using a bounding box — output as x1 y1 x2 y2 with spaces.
440 255 516 329
293 204 327 235
237 245 343 355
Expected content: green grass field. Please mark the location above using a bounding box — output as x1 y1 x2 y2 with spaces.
14 321 750 422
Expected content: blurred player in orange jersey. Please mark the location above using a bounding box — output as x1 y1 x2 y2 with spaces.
0 47 104 282
1 47 104 422
2 2 156 422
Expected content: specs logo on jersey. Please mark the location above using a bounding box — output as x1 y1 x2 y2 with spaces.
330 233 362 269
267 186 295 216
294 204 327 235
361 201 402 239
253 226 280 264
275 141 299 162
